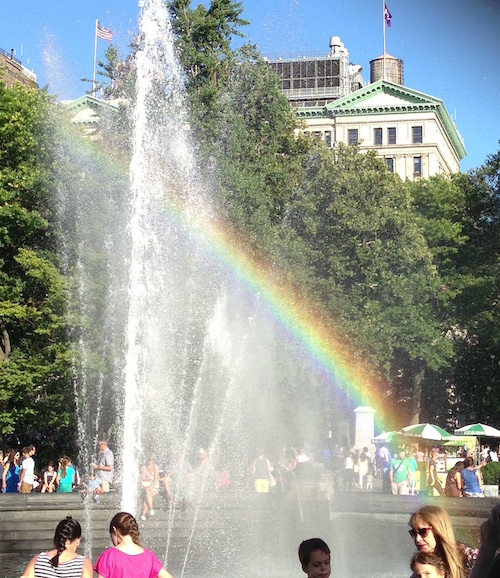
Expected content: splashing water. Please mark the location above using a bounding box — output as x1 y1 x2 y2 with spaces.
59 0 376 574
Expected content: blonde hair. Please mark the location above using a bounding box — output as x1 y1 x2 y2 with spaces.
409 506 464 578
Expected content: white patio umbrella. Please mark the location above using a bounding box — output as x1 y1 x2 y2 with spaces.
401 423 451 441
454 423 500 437
371 431 403 444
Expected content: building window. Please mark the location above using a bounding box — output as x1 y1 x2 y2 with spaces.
387 127 396 144
414 156 422 177
412 126 423 144
348 129 359 146
385 158 394 173
314 131 322 140
325 131 332 147
374 128 382 145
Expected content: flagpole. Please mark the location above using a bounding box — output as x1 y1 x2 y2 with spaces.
382 0 386 80
92 18 98 97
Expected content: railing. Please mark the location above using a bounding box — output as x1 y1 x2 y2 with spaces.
0 46 22 65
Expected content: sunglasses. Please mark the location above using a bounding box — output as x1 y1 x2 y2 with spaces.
409 527 432 539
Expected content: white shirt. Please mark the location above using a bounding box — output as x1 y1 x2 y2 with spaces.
21 456 35 484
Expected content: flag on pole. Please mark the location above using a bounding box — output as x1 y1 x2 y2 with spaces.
97 21 114 42
384 4 392 27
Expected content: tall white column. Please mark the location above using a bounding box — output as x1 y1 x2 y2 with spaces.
353 406 376 451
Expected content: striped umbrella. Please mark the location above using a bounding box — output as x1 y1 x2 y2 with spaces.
454 423 500 437
401 423 451 441
371 431 403 444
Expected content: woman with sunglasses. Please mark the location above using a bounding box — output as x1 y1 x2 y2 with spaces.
409 505 478 578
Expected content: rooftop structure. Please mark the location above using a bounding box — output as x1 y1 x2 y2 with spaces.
265 36 364 108
0 46 37 89
266 36 465 178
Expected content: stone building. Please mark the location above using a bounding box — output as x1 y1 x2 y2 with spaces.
266 39 466 179
0 47 37 89
297 78 466 180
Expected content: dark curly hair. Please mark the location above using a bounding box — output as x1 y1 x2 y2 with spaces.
109 512 141 545
50 516 82 567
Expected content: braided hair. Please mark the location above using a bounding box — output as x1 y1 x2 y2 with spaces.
110 512 141 545
50 516 82 567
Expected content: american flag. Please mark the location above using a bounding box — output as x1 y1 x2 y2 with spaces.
384 4 392 27
97 21 114 42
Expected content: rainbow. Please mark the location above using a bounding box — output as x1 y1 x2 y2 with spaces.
198 215 394 433
58 122 394 435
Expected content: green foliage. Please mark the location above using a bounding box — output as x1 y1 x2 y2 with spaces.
2 0 500 448
208 48 306 237
450 147 500 425
168 0 249 111
279 144 454 423
481 461 500 485
0 80 75 449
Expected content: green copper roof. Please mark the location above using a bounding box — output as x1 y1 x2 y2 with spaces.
296 79 466 160
62 94 121 113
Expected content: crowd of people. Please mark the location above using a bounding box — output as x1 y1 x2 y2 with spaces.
4 439 500 502
4 438 500 578
0 440 114 497
333 442 500 497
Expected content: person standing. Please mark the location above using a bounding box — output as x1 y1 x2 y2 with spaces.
390 448 410 495
21 516 93 578
428 448 445 497
2 449 20 493
358 450 369 490
407 450 418 496
252 449 272 493
140 455 160 520
89 440 114 494
94 512 173 578
18 446 35 493
343 451 355 491
416 447 428 493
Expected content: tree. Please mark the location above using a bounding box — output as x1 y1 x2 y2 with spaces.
0 81 75 448
450 147 500 424
282 144 449 425
206 47 307 239
168 0 249 112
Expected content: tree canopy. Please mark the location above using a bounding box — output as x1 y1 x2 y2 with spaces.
1 0 500 453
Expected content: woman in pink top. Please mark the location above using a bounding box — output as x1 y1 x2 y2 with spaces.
94 512 173 578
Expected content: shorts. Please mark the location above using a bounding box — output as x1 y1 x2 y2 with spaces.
254 479 269 493
20 482 33 493
88 478 110 492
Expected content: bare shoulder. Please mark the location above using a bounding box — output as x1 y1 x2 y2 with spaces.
21 553 39 578
82 557 94 578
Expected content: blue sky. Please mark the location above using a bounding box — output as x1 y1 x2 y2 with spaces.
1 0 499 171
